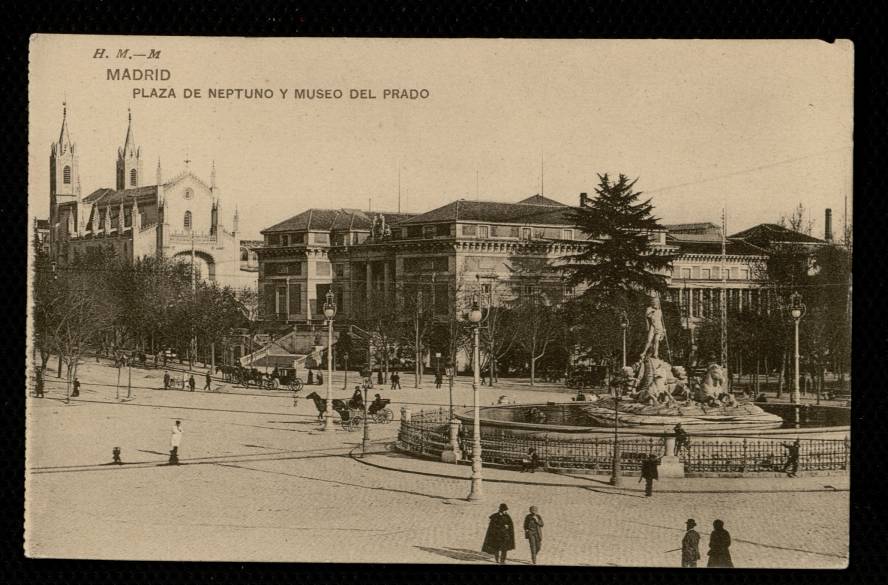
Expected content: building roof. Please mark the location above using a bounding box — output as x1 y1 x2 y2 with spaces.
515 194 569 207
398 198 577 226
240 240 264 247
263 208 416 234
730 223 826 247
83 185 158 207
668 236 767 257
665 222 720 234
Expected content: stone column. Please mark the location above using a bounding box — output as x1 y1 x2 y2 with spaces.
658 434 685 478
441 417 463 463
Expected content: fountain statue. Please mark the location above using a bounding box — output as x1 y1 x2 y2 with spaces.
582 294 782 431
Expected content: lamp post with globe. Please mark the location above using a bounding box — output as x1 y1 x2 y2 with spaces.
466 296 484 501
790 291 806 429
322 289 337 431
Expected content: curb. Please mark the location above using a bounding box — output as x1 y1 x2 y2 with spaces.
348 446 849 495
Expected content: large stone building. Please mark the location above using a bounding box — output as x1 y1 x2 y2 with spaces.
43 105 250 290
254 194 828 345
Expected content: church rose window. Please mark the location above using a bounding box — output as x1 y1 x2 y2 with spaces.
63 166 71 184
184 211 192 230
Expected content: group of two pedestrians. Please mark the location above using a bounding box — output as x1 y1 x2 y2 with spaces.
481 503 544 565
681 518 734 568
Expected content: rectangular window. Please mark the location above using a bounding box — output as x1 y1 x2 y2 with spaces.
680 268 691 279
276 286 287 316
691 267 700 279
478 225 490 239
491 225 519 238
562 229 574 240
267 234 280 246
404 256 449 273
462 224 477 236
313 233 330 245
263 283 275 317
316 262 332 276
712 267 720 280
406 225 424 239
423 225 436 239
334 263 345 277
281 234 290 247
436 224 450 237
288 283 301 315
522 227 533 240
740 268 749 280
701 268 711 280
434 283 449 315
124 209 132 228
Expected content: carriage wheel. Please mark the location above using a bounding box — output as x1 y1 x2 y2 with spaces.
272 379 280 390
292 379 304 392
382 408 394 424
349 416 363 431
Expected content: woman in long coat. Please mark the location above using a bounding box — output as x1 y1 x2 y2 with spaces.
482 503 516 564
707 519 733 568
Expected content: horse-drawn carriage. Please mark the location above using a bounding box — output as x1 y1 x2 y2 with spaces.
218 365 304 392
305 392 394 431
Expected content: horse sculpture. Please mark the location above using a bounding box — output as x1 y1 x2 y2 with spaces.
306 391 349 422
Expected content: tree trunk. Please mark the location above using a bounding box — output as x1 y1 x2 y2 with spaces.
57 352 63 378
530 354 536 386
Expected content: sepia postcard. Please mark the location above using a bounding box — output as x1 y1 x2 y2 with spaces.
26 35 852 567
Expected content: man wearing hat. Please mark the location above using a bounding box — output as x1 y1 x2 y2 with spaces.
681 518 701 567
482 503 516 564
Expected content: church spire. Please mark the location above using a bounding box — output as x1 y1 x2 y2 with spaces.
58 101 73 152
116 108 142 190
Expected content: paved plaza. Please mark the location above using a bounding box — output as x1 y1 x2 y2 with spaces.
25 360 849 567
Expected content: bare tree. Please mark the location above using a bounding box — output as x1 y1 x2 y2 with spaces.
780 202 815 235
512 287 561 385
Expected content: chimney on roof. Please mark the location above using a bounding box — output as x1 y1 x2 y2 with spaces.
825 208 833 242
579 192 589 207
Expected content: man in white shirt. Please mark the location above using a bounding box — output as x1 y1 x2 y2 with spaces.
169 420 183 465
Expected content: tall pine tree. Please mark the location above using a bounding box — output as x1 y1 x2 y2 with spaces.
564 173 674 308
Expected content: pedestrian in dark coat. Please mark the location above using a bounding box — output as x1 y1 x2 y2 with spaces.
434 370 443 389
681 518 701 567
640 454 660 496
482 503 516 564
204 371 212 391
707 519 733 568
782 439 800 477
188 375 196 392
72 378 81 397
523 506 544 565
163 371 170 390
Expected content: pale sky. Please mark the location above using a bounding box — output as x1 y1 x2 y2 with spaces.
29 36 853 240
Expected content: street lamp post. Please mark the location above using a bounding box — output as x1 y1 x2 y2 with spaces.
467 296 484 501
790 291 806 429
621 313 629 368
322 289 337 431
611 385 623 487
361 373 372 457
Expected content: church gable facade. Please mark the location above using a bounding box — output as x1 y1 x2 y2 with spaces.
45 105 247 290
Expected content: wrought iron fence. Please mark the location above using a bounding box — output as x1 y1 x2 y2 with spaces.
397 410 850 474
683 437 850 473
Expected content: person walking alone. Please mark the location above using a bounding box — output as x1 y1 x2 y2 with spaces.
681 519 701 567
523 506 544 565
434 369 443 389
640 453 660 497
204 371 212 392
707 519 733 568
482 503 515 564
163 370 170 390
782 439 800 477
188 374 196 392
169 420 183 465
72 377 81 397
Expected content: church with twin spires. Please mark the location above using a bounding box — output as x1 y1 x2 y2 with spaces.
45 104 252 290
